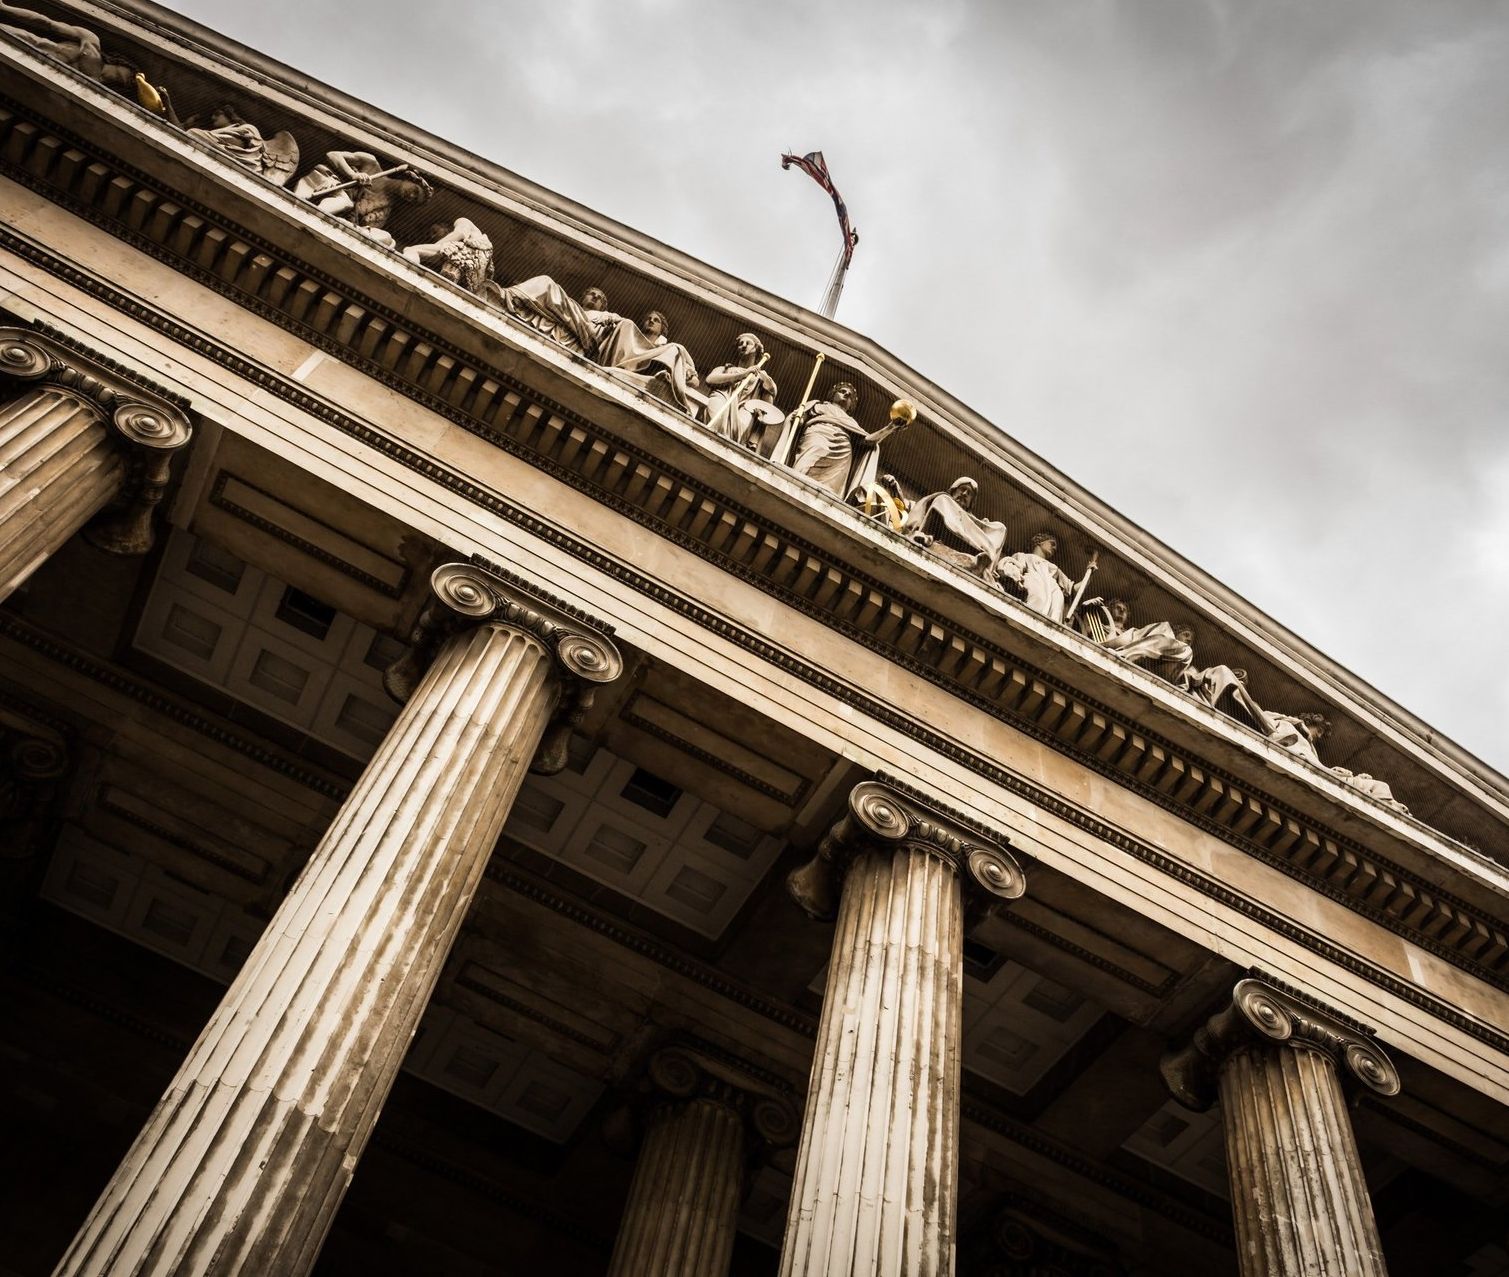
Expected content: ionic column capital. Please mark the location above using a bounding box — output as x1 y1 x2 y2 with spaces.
384 560 622 771
788 774 1026 921
1161 974 1401 1110
0 326 193 556
0 326 192 452
642 1042 801 1151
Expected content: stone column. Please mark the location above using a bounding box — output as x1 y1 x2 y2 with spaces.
1161 976 1401 1277
0 327 192 598
779 778 1026 1277
54 562 622 1277
608 1044 799 1277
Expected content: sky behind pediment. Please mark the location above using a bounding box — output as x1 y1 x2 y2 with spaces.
168 0 1509 774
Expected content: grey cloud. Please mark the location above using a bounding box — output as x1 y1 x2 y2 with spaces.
169 0 1509 767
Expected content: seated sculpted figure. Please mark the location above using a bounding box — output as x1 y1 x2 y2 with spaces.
900 477 1010 583
186 105 300 186
596 310 702 413
485 278 620 358
293 151 433 247
1180 635 1272 734
1264 711 1331 765
1094 599 1196 684
402 218 494 294
997 532 1087 624
772 382 887 502
704 333 781 448
0 2 134 90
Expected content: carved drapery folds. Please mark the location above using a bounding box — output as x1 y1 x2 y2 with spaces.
608 1042 798 1277
1162 976 1400 1277
781 779 1024 1277
0 326 192 579
1 23 1425 819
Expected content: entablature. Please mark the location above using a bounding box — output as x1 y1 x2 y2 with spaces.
2 12 1508 1068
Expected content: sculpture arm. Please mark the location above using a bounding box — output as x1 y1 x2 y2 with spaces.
325 150 379 184
703 364 745 389
0 2 90 42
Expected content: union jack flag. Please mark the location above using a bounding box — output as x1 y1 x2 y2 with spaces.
781 151 859 269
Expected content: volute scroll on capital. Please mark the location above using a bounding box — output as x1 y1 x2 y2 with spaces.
0 326 193 452
640 1042 801 1150
789 775 1026 921
383 561 623 770
1161 974 1401 1112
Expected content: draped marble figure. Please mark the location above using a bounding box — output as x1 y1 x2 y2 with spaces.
596 310 701 413
1096 600 1196 684
186 106 300 186
772 382 882 502
487 278 620 357
997 532 1077 622
900 477 1010 582
704 333 780 448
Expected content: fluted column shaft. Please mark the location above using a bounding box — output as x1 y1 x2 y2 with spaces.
1161 977 1400 1277
782 844 965 1277
0 385 123 598
1219 1043 1388 1277
608 1096 746 1277
56 620 564 1276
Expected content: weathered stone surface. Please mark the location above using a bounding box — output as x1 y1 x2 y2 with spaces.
781 779 1023 1276
53 564 620 1276
1163 977 1401 1277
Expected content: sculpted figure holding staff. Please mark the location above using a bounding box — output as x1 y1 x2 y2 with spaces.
997 532 1091 624
704 333 781 448
773 382 911 503
293 151 433 246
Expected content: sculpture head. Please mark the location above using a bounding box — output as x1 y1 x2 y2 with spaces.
735 332 764 361
393 171 434 205
582 286 608 312
1108 599 1131 626
1298 712 1332 743
642 311 669 340
828 381 859 412
1029 531 1058 560
948 477 978 510
1174 624 1195 645
100 58 137 93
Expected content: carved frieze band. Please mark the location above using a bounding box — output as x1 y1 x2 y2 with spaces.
788 776 1026 921
1161 975 1402 1111
1 111 1506 1006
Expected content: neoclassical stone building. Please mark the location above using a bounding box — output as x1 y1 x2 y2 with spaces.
1 4 1507 1275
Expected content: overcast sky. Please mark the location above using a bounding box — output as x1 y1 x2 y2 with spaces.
167 0 1509 772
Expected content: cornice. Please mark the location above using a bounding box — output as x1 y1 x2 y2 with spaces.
25 3 1509 827
1 236 1506 1066
0 88 1507 1047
